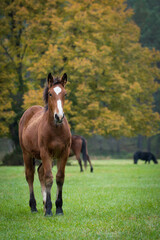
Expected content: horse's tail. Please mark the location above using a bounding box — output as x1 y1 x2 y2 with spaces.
81 137 88 167
152 154 158 164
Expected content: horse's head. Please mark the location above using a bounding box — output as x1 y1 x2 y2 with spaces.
45 73 67 124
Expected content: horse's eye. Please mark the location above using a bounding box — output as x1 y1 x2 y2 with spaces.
49 93 52 97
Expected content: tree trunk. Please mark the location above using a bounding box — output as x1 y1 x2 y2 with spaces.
9 65 25 147
156 134 160 156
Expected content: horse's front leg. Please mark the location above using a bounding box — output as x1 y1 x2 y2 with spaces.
23 153 37 212
41 152 53 216
55 155 68 215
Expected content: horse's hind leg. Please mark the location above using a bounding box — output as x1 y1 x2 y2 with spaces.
87 155 93 172
78 157 83 172
23 153 37 212
76 153 83 172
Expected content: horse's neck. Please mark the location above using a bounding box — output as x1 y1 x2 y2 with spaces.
45 110 55 127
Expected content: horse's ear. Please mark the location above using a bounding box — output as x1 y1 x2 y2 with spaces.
47 73 54 87
61 73 67 87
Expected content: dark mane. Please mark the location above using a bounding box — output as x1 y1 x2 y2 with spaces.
43 84 49 105
43 76 62 110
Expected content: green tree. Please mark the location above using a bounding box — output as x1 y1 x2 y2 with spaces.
127 0 160 49
127 0 160 115
127 0 160 151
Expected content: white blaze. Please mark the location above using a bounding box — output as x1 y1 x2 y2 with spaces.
54 86 61 95
57 100 63 117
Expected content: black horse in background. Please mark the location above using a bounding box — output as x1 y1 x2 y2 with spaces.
133 151 158 164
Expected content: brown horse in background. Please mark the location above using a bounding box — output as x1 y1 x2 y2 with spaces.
19 73 71 216
69 135 93 172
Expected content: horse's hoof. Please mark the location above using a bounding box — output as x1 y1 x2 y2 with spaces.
56 212 64 216
91 168 93 172
31 208 38 213
56 208 63 216
45 210 53 217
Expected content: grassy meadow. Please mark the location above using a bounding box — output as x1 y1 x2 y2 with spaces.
0 160 160 240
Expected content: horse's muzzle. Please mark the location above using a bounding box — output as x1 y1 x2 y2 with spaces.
54 113 64 124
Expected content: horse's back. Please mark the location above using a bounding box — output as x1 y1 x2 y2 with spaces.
19 105 44 154
134 151 154 160
70 135 83 157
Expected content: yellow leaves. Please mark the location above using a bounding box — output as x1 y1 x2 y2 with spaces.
69 57 92 73
64 99 75 119
75 39 96 54
0 123 10 136
87 101 99 112
29 43 64 79
74 11 88 23
64 1 82 14
0 89 15 137
89 3 105 18
100 45 112 55
72 115 93 136
94 107 132 137
133 109 160 137
129 82 142 96
87 101 100 119
23 88 44 110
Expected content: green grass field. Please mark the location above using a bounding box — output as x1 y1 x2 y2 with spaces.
0 160 160 240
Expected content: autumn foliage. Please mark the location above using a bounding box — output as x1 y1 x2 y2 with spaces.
1 0 160 141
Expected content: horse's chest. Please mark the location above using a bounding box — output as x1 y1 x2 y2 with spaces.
52 141 65 151
49 138 69 158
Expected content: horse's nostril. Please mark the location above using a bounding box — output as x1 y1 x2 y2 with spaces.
55 114 59 121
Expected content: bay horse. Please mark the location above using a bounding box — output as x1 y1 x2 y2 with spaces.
69 135 93 172
133 151 158 164
19 73 71 216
